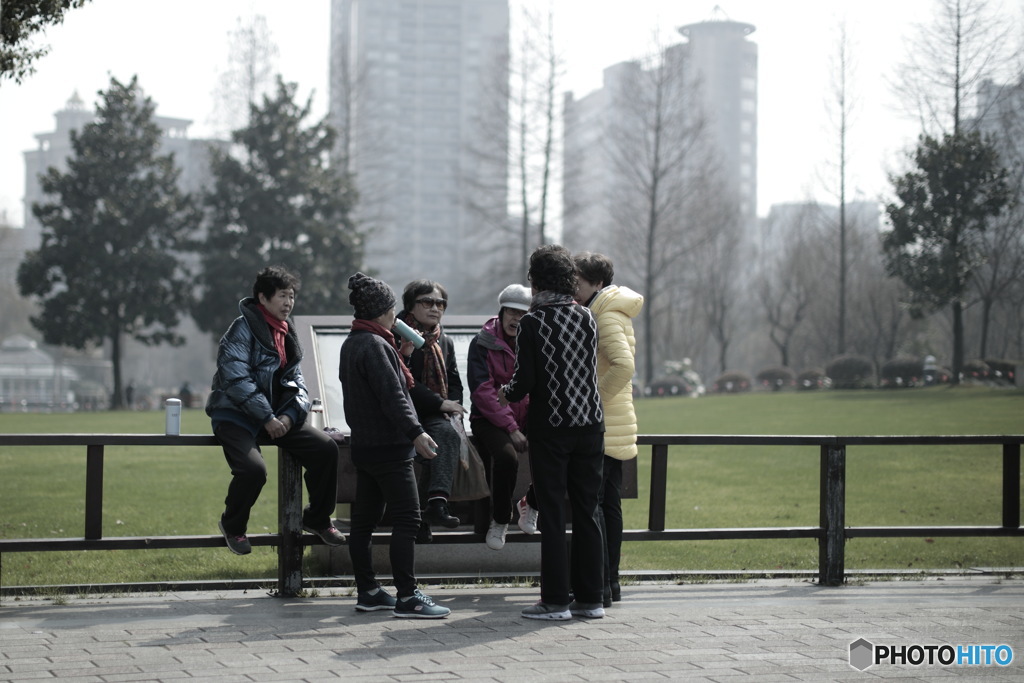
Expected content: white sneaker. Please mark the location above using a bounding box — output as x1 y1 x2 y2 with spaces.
517 496 539 535
485 521 507 550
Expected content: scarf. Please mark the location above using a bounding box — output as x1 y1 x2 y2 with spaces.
257 304 288 367
532 291 576 308
405 313 448 399
351 318 415 389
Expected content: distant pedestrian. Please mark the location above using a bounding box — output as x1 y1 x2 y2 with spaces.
339 272 450 618
179 381 193 409
500 245 606 620
206 266 344 556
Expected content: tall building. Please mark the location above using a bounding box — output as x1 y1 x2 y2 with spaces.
328 0 509 307
562 12 758 262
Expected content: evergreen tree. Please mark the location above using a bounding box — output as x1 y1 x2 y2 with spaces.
1 0 90 84
194 77 362 334
883 130 1010 383
17 76 199 408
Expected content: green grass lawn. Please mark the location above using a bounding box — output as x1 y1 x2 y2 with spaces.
1 385 1021 587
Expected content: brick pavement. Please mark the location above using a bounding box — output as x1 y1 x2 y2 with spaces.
1 576 1022 682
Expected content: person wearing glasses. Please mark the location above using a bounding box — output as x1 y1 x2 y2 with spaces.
397 280 467 538
466 283 533 550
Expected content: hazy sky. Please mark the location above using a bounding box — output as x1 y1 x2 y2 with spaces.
0 0 1014 228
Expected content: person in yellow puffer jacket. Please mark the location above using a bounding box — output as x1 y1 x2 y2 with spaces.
573 252 644 608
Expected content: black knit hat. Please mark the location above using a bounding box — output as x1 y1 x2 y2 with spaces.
348 272 396 320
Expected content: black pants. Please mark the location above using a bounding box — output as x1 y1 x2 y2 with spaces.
215 421 339 536
598 456 624 587
529 428 604 606
348 455 422 598
470 419 520 524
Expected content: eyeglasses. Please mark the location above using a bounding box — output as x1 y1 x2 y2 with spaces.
415 297 448 310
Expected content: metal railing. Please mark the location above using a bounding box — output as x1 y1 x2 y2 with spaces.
0 433 1020 595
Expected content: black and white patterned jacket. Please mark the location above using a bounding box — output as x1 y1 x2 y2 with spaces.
502 292 604 433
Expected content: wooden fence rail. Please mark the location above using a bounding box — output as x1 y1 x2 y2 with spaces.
0 433 1020 595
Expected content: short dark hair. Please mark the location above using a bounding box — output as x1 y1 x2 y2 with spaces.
253 266 300 300
528 244 577 296
574 251 614 288
402 279 448 312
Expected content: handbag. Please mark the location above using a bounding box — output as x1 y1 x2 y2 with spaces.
448 415 491 501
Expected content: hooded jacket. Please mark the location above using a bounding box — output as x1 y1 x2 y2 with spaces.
589 285 644 460
467 315 529 433
205 297 309 434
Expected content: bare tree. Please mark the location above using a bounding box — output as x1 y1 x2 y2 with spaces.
757 204 822 368
603 42 717 384
208 14 280 137
893 0 1016 137
824 21 859 355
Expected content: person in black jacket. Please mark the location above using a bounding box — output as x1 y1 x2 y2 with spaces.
340 272 449 618
206 266 344 556
499 245 607 620
397 280 467 534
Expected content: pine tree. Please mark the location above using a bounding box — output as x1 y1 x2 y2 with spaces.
194 77 362 334
17 76 199 408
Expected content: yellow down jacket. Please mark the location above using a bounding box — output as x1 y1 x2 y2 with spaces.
589 285 644 460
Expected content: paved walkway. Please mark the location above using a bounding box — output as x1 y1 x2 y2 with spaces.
1 576 1022 682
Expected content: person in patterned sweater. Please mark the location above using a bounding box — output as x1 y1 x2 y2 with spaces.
499 244 607 621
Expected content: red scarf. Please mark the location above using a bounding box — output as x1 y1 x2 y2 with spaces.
352 319 415 389
405 313 447 399
257 304 288 367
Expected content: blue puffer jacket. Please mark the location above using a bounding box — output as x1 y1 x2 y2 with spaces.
205 297 310 434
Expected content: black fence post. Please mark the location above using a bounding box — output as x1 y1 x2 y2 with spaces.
648 443 669 532
85 444 104 540
277 448 304 597
1003 443 1021 529
818 443 846 586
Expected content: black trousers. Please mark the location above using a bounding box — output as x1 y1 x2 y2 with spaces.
214 421 339 536
529 428 604 606
598 456 624 586
348 455 422 598
470 418 521 525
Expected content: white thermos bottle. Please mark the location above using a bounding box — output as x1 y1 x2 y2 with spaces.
165 398 182 436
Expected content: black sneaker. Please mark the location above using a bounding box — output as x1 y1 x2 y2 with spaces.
302 524 347 546
218 520 251 555
415 519 433 544
355 587 397 612
423 498 460 528
393 590 450 619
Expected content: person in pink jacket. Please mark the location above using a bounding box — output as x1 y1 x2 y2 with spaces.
467 284 533 550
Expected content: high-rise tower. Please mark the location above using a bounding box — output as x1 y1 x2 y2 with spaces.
329 0 509 306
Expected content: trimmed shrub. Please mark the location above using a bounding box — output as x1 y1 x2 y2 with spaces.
826 355 875 389
880 357 925 388
756 366 795 391
962 359 991 382
797 368 830 390
713 371 752 394
983 358 1019 386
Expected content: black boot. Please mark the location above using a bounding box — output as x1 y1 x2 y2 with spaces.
610 581 621 602
423 498 460 528
415 519 433 544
